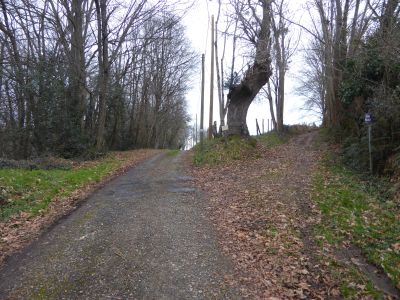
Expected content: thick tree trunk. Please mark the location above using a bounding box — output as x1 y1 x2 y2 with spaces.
227 96 252 135
70 0 87 131
227 2 272 136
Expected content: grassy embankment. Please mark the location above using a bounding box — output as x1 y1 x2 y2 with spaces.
192 129 399 297
0 151 156 221
313 151 400 297
192 131 287 166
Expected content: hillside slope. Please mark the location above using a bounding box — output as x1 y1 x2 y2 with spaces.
190 132 399 299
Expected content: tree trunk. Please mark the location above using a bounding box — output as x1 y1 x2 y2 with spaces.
95 0 109 152
227 96 252 135
0 0 26 157
70 0 87 131
265 82 277 130
227 2 272 136
275 32 285 132
276 75 285 132
215 1 227 130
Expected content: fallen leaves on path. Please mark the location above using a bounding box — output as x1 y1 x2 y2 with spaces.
0 149 161 266
190 133 340 299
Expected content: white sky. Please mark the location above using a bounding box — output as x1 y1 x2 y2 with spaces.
182 0 320 136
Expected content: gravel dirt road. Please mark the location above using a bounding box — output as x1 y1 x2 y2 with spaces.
0 152 239 300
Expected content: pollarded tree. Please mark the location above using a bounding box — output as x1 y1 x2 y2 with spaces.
226 0 272 136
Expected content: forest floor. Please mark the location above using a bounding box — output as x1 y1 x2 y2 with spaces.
190 131 400 299
0 152 238 299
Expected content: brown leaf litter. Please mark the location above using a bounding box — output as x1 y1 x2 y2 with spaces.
189 132 390 299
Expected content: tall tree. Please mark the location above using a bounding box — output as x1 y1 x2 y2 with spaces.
47 0 93 155
0 0 195 158
308 0 373 129
263 0 297 132
227 0 272 136
0 0 27 157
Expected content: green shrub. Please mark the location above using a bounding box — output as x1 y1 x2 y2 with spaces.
256 131 289 147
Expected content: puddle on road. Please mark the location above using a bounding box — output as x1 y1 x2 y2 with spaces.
168 187 195 193
175 176 194 182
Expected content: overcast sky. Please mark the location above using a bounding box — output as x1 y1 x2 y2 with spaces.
182 0 321 137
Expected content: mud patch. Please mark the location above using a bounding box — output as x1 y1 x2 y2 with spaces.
336 244 400 298
0 197 7 207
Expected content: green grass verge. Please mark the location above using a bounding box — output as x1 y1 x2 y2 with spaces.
166 149 180 157
255 131 289 147
313 155 400 295
0 154 125 221
193 135 258 166
192 131 292 166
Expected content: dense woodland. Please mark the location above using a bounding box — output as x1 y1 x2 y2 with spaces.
296 0 400 173
0 0 195 159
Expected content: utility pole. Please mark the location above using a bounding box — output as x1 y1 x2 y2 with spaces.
208 15 215 140
200 54 205 147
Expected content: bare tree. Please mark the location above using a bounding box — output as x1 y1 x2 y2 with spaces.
0 0 196 158
296 39 326 121
0 0 27 156
305 0 375 128
263 0 298 132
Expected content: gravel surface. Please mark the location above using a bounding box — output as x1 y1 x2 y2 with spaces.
0 152 239 300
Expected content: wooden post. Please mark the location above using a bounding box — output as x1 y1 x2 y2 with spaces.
365 113 373 174
193 126 195 147
268 119 270 132
200 54 205 146
262 119 264 134
208 15 215 140
368 124 373 174
256 119 261 135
